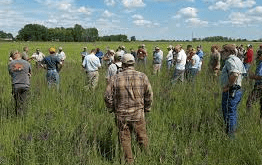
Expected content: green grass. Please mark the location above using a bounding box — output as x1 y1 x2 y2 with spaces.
1 41 262 164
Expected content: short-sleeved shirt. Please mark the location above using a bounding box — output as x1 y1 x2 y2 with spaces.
106 62 122 80
82 53 101 72
153 50 163 64
255 60 262 86
8 59 31 89
244 48 253 63
42 55 61 70
31 52 45 62
196 50 204 61
221 55 246 87
56 51 66 61
176 49 187 70
166 50 173 61
95 51 104 59
137 48 147 59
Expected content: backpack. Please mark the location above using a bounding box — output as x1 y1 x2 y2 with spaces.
115 63 122 74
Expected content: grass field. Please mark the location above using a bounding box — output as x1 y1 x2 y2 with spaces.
1 41 262 164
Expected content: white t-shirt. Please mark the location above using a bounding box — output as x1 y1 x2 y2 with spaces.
176 49 187 70
31 52 45 61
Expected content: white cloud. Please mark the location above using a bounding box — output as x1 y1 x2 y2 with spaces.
248 6 262 15
175 7 198 18
132 14 143 20
77 7 92 15
185 18 208 26
104 0 116 6
102 10 114 17
0 0 13 5
208 0 256 11
122 0 145 8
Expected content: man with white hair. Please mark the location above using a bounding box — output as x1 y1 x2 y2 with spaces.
104 53 153 164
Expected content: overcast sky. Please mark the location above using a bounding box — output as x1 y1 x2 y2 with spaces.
0 0 262 40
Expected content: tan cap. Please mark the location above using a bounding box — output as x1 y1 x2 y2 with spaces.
109 49 115 54
122 53 135 64
59 47 63 50
155 46 160 50
141 44 145 47
83 47 87 49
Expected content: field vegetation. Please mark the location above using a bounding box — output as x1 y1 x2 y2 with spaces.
1 41 262 164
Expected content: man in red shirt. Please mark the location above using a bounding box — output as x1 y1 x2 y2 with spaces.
244 44 254 72
137 44 148 66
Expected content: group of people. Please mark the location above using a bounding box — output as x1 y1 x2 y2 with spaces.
7 42 262 163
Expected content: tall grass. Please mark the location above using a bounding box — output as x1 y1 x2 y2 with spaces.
0 41 262 164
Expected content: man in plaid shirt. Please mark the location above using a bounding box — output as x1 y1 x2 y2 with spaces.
104 53 153 164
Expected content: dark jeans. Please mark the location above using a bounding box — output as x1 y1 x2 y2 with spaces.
117 118 148 163
222 89 242 135
13 87 29 115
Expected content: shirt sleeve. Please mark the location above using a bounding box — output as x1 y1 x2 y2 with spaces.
227 59 240 75
143 75 153 112
104 78 114 110
82 56 87 67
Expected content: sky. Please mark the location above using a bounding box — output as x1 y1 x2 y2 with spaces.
0 0 262 40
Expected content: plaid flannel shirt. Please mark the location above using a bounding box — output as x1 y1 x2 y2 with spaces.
104 66 153 121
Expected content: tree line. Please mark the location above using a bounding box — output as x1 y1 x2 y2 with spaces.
0 31 13 40
14 24 128 42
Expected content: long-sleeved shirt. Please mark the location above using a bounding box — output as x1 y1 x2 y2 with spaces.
153 50 163 64
104 66 153 121
82 53 101 72
166 50 173 61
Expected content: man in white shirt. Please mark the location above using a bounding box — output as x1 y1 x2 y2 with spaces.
172 44 187 84
30 48 45 68
56 47 66 63
82 49 101 89
166 45 173 70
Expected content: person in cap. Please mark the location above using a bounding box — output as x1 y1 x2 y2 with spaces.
196 45 204 71
95 48 104 65
153 46 163 75
22 46 29 61
81 47 89 63
42 47 63 89
105 52 123 83
172 44 187 84
8 51 31 115
104 53 153 164
188 48 200 82
137 44 148 66
82 49 101 89
220 44 246 138
246 50 262 120
166 45 173 70
30 48 45 68
208 44 221 76
243 44 254 72
103 49 115 66
56 47 66 64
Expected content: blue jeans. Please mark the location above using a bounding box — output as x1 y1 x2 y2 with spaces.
244 63 251 72
46 69 60 89
189 68 198 82
222 89 242 135
167 60 172 70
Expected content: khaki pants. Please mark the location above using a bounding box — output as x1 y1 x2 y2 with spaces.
86 71 99 88
117 118 148 163
153 64 161 75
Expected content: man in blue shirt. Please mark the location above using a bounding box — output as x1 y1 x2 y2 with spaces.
196 45 204 71
246 52 262 119
42 47 63 89
83 49 101 89
153 46 163 75
95 48 104 65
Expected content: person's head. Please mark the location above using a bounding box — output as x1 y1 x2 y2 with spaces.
197 45 202 51
96 48 100 53
155 46 160 52
259 45 262 50
90 49 96 54
221 44 236 59
257 49 262 61
9 50 19 59
247 44 252 49
122 53 135 68
49 47 56 54
167 45 173 50
109 50 115 56
59 47 63 52
188 48 196 56
211 44 221 53
174 44 182 53
121 45 125 50
130 48 134 52
141 44 145 48
83 47 87 51
36 48 40 53
114 52 122 62
23 46 28 52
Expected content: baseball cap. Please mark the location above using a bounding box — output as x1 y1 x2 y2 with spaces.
155 46 160 50
122 53 135 64
59 47 63 50
109 50 115 54
49 47 56 53
83 47 87 49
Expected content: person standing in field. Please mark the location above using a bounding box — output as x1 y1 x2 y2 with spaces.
104 53 153 164
8 51 31 115
22 46 29 61
243 44 254 72
185 45 193 80
30 48 45 68
56 47 66 64
152 46 163 75
105 52 122 83
237 44 246 62
188 48 200 82
172 44 187 84
130 48 137 61
166 45 173 70
209 44 221 76
81 47 89 63
42 47 63 89
103 49 115 66
137 44 148 66
82 49 101 89
246 51 262 120
95 48 104 65
220 44 246 138
196 45 204 71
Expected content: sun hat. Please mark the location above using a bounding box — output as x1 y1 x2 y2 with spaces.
122 53 135 64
